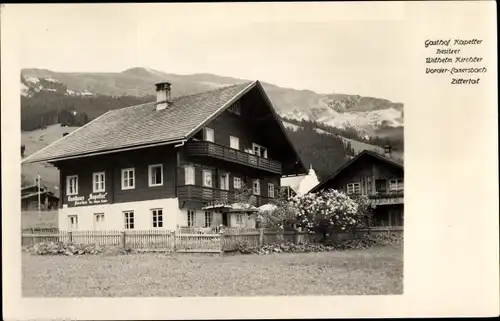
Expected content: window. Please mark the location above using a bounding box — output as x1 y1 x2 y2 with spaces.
94 213 104 230
268 183 275 198
66 175 78 195
68 215 78 230
228 101 241 115
233 177 242 189
204 211 212 227
202 169 212 187
236 214 243 224
389 179 404 192
92 172 105 193
121 168 135 190
220 173 229 190
148 164 163 186
252 143 268 159
124 211 135 229
204 127 214 142
229 136 240 150
184 166 195 185
187 210 196 227
375 179 387 193
253 179 261 195
151 209 163 228
347 183 361 195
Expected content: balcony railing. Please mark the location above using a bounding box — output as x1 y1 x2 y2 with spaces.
177 185 273 207
185 141 282 174
368 191 404 205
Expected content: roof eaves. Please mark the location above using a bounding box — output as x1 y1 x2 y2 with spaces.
21 137 186 164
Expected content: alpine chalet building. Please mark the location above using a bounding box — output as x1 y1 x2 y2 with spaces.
22 81 306 231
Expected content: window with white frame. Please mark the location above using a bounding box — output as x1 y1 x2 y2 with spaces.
94 213 104 230
124 211 135 229
184 165 195 185
389 179 404 192
68 215 78 230
187 209 196 227
151 209 163 228
233 177 242 189
66 175 78 195
204 211 212 228
202 169 212 187
229 136 240 150
236 214 243 224
253 179 261 195
148 164 163 186
252 143 268 159
268 183 275 198
346 183 361 194
204 127 214 142
92 172 105 193
121 168 135 190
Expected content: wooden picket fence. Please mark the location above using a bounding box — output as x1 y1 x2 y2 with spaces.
21 228 311 253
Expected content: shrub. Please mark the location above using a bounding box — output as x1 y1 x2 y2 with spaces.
230 233 403 255
24 242 134 256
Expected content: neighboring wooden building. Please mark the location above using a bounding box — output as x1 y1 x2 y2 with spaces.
21 185 59 211
22 81 306 231
309 148 404 228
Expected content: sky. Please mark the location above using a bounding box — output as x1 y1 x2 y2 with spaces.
11 3 407 102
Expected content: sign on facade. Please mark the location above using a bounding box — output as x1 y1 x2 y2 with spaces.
67 192 109 206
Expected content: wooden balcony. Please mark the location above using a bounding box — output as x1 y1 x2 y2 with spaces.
185 141 282 174
368 191 404 206
177 185 273 207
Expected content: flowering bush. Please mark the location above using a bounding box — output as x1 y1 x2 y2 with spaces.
288 189 377 242
348 194 377 228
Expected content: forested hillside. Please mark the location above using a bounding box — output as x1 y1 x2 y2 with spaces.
285 126 355 180
282 116 404 152
21 91 154 131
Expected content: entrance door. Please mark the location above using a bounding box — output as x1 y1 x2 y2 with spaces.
222 212 228 226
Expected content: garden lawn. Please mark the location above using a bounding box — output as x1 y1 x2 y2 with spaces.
22 245 403 297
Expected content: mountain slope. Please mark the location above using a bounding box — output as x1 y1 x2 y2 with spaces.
21 68 404 138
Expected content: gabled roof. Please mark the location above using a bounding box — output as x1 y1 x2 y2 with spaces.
309 149 404 193
22 80 305 172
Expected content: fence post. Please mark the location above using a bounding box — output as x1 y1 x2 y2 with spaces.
294 229 299 245
68 231 73 243
259 228 264 248
219 231 224 255
173 230 176 253
121 231 126 247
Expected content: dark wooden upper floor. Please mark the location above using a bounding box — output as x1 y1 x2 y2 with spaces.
312 150 404 200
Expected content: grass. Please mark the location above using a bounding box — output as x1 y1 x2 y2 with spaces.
22 245 403 297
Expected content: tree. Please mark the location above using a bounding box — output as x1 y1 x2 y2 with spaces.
289 189 366 242
258 188 298 229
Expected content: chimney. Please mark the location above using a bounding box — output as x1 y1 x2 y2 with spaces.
384 145 392 158
155 82 172 111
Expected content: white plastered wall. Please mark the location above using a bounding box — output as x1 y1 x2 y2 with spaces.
59 198 183 231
